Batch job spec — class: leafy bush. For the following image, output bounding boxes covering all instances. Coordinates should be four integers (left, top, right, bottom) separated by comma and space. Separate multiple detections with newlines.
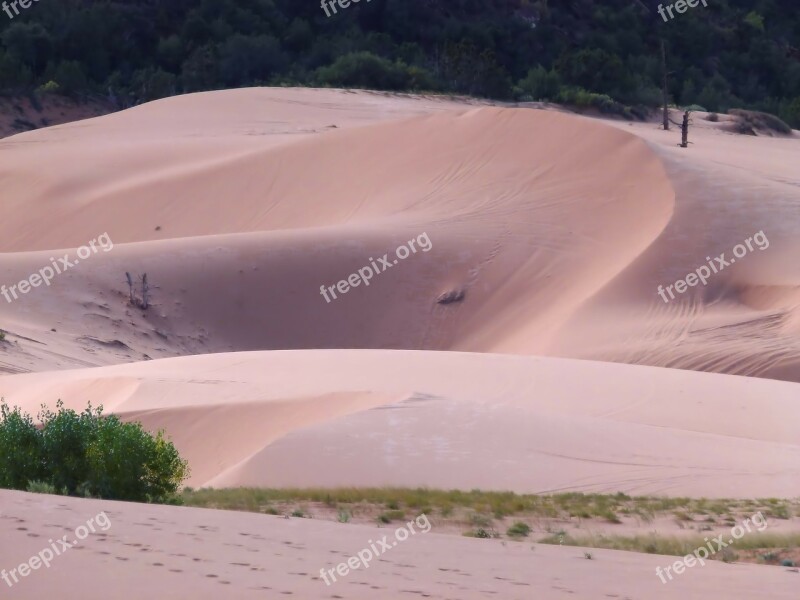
26, 480, 61, 495
507, 521, 532, 538
556, 87, 634, 118
0, 404, 43, 489
729, 108, 792, 135
315, 52, 418, 91
515, 66, 562, 101
0, 400, 188, 503
35, 80, 59, 94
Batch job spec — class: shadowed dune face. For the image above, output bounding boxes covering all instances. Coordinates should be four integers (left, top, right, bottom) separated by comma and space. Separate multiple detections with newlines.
0, 95, 675, 363
1, 88, 799, 380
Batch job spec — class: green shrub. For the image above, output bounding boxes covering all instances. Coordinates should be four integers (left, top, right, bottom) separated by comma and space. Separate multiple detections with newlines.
507, 521, 532, 538
516, 66, 562, 101
556, 87, 633, 118
315, 51, 424, 91
0, 404, 43, 489
465, 528, 493, 538
36, 80, 59, 94
0, 400, 188, 503
26, 480, 61, 495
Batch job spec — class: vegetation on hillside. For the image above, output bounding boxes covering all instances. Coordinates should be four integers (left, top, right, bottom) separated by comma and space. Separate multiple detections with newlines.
0, 0, 798, 126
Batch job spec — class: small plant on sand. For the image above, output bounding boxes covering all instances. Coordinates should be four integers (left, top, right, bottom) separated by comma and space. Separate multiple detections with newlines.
584, 552, 594, 560
465, 528, 495, 539
337, 509, 351, 523
720, 548, 739, 563
291, 508, 306, 518
507, 522, 532, 538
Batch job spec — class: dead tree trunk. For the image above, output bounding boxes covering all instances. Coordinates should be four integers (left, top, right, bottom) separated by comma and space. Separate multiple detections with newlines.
125, 272, 135, 304
125, 272, 151, 310
140, 274, 150, 310
680, 111, 690, 147
661, 40, 670, 131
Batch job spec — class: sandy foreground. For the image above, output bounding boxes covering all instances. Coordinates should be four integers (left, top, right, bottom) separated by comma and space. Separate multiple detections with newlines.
1, 490, 797, 600
0, 87, 799, 598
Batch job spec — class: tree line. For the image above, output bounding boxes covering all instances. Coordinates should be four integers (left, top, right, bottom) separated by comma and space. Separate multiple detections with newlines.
0, 0, 798, 126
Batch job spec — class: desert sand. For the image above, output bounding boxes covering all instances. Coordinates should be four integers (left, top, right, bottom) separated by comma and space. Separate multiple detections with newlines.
1, 490, 798, 600
1, 87, 799, 598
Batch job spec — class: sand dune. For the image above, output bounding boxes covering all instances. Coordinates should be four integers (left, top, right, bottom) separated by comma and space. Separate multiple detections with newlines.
1, 350, 798, 497
1, 87, 799, 598
1, 88, 798, 383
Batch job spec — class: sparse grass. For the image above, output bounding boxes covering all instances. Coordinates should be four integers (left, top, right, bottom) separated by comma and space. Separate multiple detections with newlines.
468, 512, 493, 528
377, 510, 406, 523
180, 487, 800, 528
765, 504, 791, 520
538, 531, 800, 558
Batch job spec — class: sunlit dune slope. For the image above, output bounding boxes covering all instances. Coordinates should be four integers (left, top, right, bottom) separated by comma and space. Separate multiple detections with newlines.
1, 350, 798, 498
